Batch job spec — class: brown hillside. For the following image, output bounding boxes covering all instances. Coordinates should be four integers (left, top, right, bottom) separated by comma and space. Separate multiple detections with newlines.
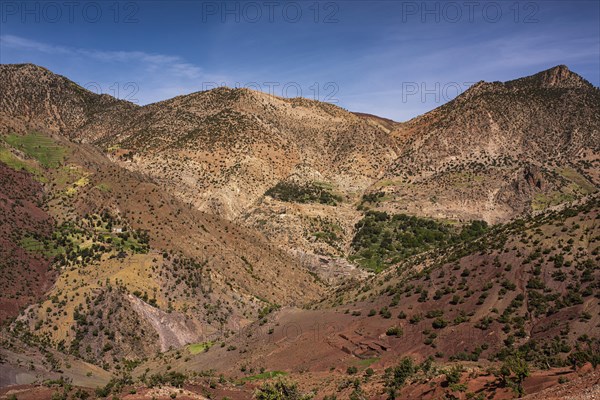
0, 162, 56, 322
369, 65, 599, 223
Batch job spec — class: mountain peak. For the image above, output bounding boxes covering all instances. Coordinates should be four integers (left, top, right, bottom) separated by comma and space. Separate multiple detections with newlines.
453, 65, 595, 104
508, 64, 593, 89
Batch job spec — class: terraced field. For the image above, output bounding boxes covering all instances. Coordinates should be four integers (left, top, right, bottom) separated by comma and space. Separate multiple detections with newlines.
3, 131, 67, 168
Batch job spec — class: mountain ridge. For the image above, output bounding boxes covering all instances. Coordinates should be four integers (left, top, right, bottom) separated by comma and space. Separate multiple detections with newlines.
2, 62, 598, 267
0, 63, 599, 399
370, 64, 600, 223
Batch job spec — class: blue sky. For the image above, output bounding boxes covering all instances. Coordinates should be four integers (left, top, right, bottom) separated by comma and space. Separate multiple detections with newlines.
1, 0, 599, 121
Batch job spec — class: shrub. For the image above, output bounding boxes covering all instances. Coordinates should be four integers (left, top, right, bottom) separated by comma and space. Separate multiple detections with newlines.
254, 380, 312, 400
445, 365, 463, 385
501, 355, 530, 397
147, 372, 186, 388
432, 318, 448, 329
386, 326, 403, 337
379, 307, 392, 319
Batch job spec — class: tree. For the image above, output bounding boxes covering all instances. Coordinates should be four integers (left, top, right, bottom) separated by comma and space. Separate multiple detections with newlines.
254, 380, 313, 400
385, 357, 415, 399
502, 355, 530, 397
445, 365, 463, 385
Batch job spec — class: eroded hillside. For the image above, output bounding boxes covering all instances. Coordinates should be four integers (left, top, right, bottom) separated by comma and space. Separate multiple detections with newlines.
0, 63, 598, 400
132, 198, 598, 399
369, 65, 599, 223
0, 127, 323, 380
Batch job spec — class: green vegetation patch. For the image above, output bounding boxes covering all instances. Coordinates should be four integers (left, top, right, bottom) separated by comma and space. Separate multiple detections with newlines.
20, 235, 65, 258
3, 132, 67, 168
265, 181, 342, 205
560, 167, 597, 194
311, 219, 343, 251
254, 379, 312, 400
188, 341, 213, 355
0, 145, 46, 180
533, 168, 597, 211
26, 213, 151, 268
532, 192, 576, 211
356, 357, 380, 367
95, 182, 112, 192
240, 370, 287, 382
350, 211, 488, 272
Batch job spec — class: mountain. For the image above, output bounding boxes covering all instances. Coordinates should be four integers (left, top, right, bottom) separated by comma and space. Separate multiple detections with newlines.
0, 63, 598, 399
0, 64, 137, 139
90, 86, 400, 220
367, 65, 599, 223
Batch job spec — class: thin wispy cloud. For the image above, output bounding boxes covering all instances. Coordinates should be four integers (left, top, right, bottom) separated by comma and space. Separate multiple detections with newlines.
0, 35, 206, 80
0, 34, 228, 105
1, 0, 598, 122
1, 35, 73, 55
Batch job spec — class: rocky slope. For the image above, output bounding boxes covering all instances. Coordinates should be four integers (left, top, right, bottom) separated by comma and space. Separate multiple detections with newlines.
2, 64, 597, 267
96, 86, 400, 224
0, 64, 137, 139
0, 128, 324, 376
129, 197, 600, 399
369, 65, 599, 223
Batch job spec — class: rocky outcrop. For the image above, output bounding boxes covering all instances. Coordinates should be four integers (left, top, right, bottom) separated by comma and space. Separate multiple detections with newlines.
128, 294, 205, 351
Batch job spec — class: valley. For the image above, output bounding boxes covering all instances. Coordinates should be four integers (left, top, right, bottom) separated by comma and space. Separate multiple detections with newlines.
0, 63, 598, 399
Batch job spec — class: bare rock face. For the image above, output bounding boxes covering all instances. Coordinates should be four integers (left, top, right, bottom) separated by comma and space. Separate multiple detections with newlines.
523, 164, 546, 191
128, 294, 204, 351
